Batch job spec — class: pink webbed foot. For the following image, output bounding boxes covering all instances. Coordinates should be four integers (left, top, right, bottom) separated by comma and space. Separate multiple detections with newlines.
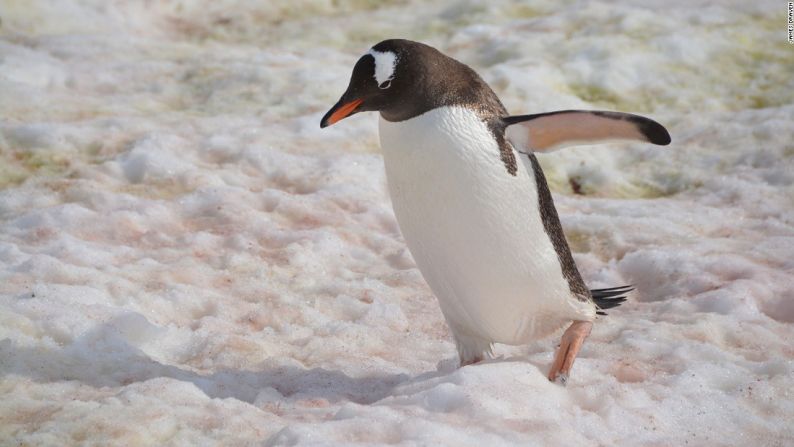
547, 320, 593, 386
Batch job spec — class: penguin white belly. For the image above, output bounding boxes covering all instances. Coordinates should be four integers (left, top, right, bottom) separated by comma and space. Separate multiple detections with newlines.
379, 106, 594, 346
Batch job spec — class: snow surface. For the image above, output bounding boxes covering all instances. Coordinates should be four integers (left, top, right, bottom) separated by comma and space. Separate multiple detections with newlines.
1, 0, 793, 445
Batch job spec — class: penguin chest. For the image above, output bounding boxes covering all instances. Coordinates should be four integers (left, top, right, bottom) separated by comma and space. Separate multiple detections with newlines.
378, 106, 581, 343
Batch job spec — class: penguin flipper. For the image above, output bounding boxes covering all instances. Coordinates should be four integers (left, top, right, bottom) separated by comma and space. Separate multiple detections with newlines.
503, 110, 670, 153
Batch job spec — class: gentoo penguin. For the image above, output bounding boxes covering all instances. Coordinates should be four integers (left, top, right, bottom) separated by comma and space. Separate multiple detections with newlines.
321, 39, 670, 384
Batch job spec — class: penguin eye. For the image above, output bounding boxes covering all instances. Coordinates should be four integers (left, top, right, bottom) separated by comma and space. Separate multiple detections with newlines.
378, 79, 392, 89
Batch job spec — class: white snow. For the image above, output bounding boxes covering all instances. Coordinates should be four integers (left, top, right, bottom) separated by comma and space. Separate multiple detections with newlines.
1, 0, 793, 445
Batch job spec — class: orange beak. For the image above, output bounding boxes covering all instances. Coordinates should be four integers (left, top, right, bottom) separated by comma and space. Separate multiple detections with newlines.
321, 98, 363, 128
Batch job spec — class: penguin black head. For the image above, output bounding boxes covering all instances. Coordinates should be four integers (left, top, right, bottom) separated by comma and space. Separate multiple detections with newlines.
321, 39, 502, 127
321, 39, 411, 128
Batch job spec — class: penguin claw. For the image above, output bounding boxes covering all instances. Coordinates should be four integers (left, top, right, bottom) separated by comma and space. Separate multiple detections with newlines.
552, 373, 568, 387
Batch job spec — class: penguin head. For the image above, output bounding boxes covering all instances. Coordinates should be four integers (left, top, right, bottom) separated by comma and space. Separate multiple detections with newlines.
321, 39, 437, 127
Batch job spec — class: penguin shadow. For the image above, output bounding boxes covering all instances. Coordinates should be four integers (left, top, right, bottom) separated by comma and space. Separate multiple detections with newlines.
0, 316, 448, 406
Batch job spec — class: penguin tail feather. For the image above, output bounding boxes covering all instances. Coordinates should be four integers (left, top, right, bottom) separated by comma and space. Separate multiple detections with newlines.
591, 285, 633, 316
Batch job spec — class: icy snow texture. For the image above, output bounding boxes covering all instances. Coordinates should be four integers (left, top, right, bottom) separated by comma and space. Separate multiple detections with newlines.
1, 0, 793, 445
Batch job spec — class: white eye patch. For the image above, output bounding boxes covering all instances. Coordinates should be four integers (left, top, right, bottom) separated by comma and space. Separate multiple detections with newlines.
366, 49, 397, 88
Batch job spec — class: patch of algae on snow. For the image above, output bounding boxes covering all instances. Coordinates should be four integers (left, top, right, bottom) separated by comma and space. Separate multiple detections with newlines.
537, 157, 676, 199
548, 12, 793, 199
0, 149, 73, 189
568, 12, 794, 113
